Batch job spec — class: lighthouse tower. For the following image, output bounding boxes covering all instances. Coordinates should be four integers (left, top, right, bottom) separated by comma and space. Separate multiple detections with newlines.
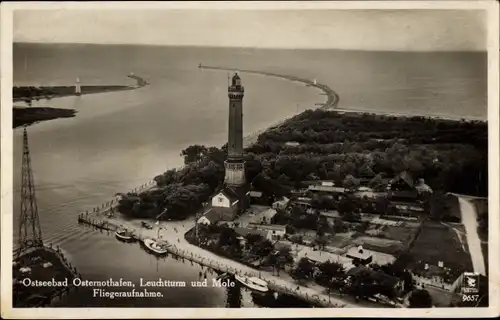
224, 73, 246, 187
75, 77, 81, 96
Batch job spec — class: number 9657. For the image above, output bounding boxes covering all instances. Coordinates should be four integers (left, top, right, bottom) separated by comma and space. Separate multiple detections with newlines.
462, 294, 479, 302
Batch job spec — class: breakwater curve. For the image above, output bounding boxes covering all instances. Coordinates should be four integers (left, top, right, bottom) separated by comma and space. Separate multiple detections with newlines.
199, 65, 340, 110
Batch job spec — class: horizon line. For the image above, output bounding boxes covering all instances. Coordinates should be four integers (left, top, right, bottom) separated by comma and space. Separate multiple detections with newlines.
13, 41, 487, 53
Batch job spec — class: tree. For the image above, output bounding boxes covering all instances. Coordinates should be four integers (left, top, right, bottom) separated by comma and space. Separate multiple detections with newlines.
409, 289, 433, 308
244, 233, 264, 249
343, 174, 360, 191
292, 258, 315, 280
369, 174, 386, 192
285, 224, 297, 234
180, 145, 207, 164
338, 198, 356, 215
315, 236, 328, 251
359, 163, 375, 178
252, 239, 274, 262
318, 261, 345, 279
277, 246, 294, 266
218, 226, 239, 247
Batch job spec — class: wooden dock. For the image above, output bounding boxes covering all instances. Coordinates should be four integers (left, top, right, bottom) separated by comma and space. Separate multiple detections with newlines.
76, 213, 344, 308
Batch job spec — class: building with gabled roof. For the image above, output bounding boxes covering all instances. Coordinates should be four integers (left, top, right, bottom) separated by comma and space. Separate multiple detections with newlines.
211, 186, 248, 221
197, 207, 234, 225
234, 227, 271, 241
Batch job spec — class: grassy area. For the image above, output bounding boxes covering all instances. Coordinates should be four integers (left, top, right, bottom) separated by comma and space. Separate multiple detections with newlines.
352, 236, 404, 256
380, 225, 419, 243
407, 221, 472, 277
326, 233, 352, 248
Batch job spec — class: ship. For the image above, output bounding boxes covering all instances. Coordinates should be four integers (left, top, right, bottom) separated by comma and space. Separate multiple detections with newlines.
142, 238, 169, 255
234, 275, 269, 293
114, 228, 135, 242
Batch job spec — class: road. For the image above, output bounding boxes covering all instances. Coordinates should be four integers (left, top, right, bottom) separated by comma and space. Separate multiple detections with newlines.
457, 197, 486, 275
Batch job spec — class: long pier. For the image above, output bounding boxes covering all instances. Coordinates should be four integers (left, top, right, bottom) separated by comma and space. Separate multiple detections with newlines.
199, 65, 340, 110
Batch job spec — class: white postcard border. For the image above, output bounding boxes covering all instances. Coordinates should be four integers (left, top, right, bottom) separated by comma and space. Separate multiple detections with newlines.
1, 1, 499, 318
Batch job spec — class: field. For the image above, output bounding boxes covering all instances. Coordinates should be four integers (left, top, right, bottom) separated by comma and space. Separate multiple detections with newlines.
406, 221, 472, 276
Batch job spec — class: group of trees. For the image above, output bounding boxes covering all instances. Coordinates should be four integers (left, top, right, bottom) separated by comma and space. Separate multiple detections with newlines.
291, 257, 422, 304
118, 146, 226, 220
247, 109, 487, 198
189, 223, 294, 272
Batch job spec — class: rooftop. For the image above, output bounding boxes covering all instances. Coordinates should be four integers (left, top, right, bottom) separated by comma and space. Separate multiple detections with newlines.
234, 227, 269, 239
308, 185, 347, 193
248, 223, 286, 232
296, 248, 355, 270
346, 245, 373, 260
199, 208, 223, 224
219, 187, 241, 203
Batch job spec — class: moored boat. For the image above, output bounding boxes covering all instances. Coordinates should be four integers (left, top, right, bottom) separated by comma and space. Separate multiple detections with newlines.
234, 275, 269, 293
142, 238, 169, 255
115, 229, 135, 242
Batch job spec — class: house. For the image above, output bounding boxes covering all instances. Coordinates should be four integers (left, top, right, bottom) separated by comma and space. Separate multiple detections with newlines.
387, 171, 419, 201
246, 190, 272, 206
272, 197, 290, 210
197, 207, 233, 225
389, 201, 425, 215
410, 261, 465, 291
307, 184, 347, 200
346, 245, 373, 265
415, 178, 433, 196
211, 187, 243, 220
284, 141, 301, 147
248, 223, 286, 240
289, 198, 313, 211
234, 227, 272, 242
250, 208, 278, 225
295, 248, 355, 271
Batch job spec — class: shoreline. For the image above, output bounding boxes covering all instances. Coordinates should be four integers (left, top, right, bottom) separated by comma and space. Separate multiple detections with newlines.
13, 74, 149, 102
12, 75, 149, 128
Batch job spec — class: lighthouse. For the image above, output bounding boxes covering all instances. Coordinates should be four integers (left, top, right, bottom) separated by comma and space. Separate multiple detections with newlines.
224, 73, 246, 187
75, 77, 81, 96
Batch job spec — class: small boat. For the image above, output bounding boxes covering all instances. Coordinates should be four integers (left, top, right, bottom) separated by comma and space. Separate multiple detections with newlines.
142, 238, 169, 255
141, 221, 153, 229
234, 275, 269, 293
115, 229, 135, 242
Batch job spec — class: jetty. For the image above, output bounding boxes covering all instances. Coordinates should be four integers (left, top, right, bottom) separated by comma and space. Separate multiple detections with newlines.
199, 65, 339, 110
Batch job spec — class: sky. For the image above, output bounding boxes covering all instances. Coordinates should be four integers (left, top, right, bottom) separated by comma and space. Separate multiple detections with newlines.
13, 9, 486, 51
